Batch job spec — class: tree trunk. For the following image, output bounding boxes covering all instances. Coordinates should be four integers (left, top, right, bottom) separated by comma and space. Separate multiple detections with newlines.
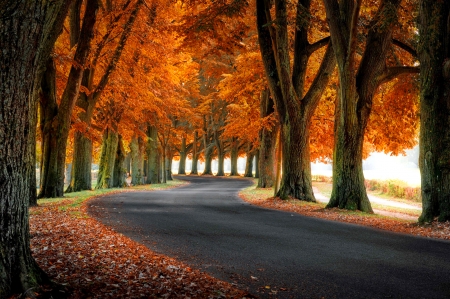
146, 125, 159, 184
244, 146, 254, 178
70, 0, 143, 191
216, 150, 225, 176
38, 0, 98, 198
190, 131, 199, 175
130, 136, 144, 185
254, 150, 260, 178
113, 135, 126, 187
0, 1, 71, 297
418, 1, 450, 223
202, 145, 214, 175
125, 153, 131, 175
38, 58, 62, 198
258, 89, 277, 188
324, 0, 404, 212
178, 137, 187, 174
66, 131, 92, 192
96, 128, 119, 189
166, 149, 173, 181
230, 139, 239, 176
256, 0, 335, 201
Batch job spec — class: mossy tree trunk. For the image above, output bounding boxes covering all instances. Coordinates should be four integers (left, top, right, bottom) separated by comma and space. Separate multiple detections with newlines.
229, 138, 239, 176
113, 135, 126, 187
130, 136, 144, 185
66, 130, 92, 192
215, 134, 225, 177
166, 149, 173, 181
256, 0, 335, 201
244, 145, 254, 178
146, 125, 159, 184
203, 144, 214, 175
96, 128, 119, 189
69, 0, 143, 192
190, 131, 200, 175
418, 1, 450, 223
258, 89, 278, 188
38, 0, 98, 198
178, 137, 187, 175
324, 0, 416, 212
0, 1, 71, 296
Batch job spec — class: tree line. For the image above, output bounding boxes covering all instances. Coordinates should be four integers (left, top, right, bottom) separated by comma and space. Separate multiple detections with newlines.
1, 0, 449, 297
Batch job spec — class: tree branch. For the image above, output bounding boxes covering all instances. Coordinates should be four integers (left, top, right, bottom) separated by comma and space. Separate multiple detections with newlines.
378, 66, 420, 84
392, 39, 417, 58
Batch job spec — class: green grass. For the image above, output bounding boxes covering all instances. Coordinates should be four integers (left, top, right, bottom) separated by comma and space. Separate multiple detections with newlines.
36, 179, 188, 212
242, 179, 420, 220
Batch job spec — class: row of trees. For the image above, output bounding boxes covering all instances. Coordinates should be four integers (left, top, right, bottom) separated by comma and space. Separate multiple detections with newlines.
1, 0, 450, 296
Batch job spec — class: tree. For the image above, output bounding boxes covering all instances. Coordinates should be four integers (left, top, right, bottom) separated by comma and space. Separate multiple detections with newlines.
323, 0, 419, 212
418, 0, 450, 222
67, 0, 144, 192
38, 0, 98, 198
0, 1, 71, 296
257, 0, 336, 200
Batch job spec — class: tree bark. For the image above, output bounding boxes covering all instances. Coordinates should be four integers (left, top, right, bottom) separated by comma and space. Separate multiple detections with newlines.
95, 128, 119, 189
202, 145, 214, 175
244, 144, 254, 178
113, 135, 126, 187
38, 0, 98, 198
131, 136, 144, 185
256, 0, 335, 201
258, 89, 277, 188
190, 131, 200, 175
418, 1, 450, 223
70, 0, 143, 191
324, 0, 405, 212
230, 138, 239, 176
146, 125, 159, 184
178, 137, 187, 174
65, 131, 92, 192
0, 1, 71, 296
166, 149, 173, 181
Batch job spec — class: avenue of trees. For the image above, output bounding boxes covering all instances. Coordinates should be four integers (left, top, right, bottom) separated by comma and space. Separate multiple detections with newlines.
1, 0, 450, 296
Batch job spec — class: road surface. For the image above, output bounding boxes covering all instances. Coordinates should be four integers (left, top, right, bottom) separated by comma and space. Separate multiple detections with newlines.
88, 175, 450, 298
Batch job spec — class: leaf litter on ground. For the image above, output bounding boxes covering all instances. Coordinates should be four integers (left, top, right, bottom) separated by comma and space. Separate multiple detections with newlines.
25, 185, 250, 299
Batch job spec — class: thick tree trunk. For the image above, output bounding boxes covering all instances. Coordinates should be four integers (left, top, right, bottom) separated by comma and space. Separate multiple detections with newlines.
216, 151, 225, 176
202, 145, 214, 175
113, 135, 126, 187
38, 0, 98, 198
324, 0, 403, 213
130, 136, 144, 185
230, 139, 239, 176
166, 149, 173, 181
70, 0, 142, 191
0, 1, 71, 297
146, 125, 159, 184
244, 146, 254, 178
418, 1, 450, 223
190, 132, 199, 175
256, 0, 335, 201
258, 89, 277, 188
38, 58, 62, 198
66, 131, 92, 192
96, 128, 119, 189
178, 137, 187, 174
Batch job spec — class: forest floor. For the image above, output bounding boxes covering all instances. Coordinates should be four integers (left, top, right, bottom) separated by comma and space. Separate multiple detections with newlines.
24, 177, 449, 299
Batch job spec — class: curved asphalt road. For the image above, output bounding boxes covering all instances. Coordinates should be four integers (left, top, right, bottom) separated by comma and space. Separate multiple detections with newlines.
88, 176, 450, 298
